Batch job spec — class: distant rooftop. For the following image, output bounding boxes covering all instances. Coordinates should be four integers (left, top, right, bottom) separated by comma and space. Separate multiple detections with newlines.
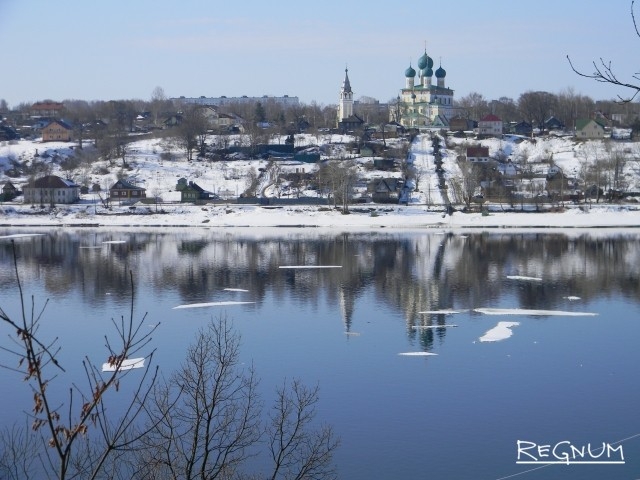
173, 95, 299, 108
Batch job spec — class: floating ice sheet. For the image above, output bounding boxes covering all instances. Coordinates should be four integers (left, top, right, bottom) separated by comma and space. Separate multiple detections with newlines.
474, 308, 597, 317
279, 265, 342, 269
412, 324, 458, 329
418, 309, 467, 315
506, 275, 542, 281
103, 240, 126, 244
398, 351, 438, 356
224, 288, 249, 292
102, 357, 145, 372
479, 321, 520, 342
173, 301, 255, 309
564, 296, 581, 301
0, 233, 44, 239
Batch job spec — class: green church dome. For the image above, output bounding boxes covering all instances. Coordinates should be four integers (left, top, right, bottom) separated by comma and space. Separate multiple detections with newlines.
405, 65, 416, 78
417, 52, 430, 70
435, 66, 446, 78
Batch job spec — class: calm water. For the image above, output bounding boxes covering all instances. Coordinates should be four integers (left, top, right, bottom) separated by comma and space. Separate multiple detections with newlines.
0, 227, 639, 480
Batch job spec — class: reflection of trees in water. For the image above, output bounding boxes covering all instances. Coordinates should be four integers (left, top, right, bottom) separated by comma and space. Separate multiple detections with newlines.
3, 229, 640, 335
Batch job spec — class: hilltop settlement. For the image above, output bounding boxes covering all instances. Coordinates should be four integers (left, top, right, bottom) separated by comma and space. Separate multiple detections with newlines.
2, 48, 640, 228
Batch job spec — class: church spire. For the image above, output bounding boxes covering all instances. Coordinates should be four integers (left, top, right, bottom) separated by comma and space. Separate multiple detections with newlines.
342, 66, 352, 93
337, 65, 354, 125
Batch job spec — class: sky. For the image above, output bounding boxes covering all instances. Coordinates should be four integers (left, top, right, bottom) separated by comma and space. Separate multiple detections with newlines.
1, 0, 638, 108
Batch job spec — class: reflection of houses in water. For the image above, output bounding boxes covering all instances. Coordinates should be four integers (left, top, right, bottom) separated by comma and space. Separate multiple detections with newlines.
5, 231, 640, 346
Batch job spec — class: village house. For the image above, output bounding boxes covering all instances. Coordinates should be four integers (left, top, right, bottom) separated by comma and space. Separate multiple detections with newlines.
42, 119, 73, 142
575, 118, 607, 139
30, 101, 64, 118
176, 179, 218, 203
478, 114, 503, 137
544, 116, 565, 131
2, 181, 18, 201
22, 175, 80, 204
448, 115, 474, 132
466, 146, 490, 163
109, 179, 147, 203
370, 177, 413, 204
509, 121, 533, 136
198, 106, 235, 131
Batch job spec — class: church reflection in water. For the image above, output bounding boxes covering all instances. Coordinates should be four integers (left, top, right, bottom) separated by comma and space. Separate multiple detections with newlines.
2, 228, 639, 352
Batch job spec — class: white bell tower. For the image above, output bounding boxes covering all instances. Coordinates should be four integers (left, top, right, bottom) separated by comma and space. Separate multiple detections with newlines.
338, 67, 353, 122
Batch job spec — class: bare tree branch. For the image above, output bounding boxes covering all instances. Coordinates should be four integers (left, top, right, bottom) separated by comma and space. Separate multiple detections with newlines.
567, 1, 640, 103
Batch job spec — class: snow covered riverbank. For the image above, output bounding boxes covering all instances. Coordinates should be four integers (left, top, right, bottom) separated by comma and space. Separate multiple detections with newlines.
1, 202, 639, 229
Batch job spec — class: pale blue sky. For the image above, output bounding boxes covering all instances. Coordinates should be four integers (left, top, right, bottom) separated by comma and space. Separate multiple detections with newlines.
0, 0, 637, 107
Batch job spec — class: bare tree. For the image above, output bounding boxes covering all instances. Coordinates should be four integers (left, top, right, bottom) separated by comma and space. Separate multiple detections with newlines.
150, 86, 168, 127
139, 316, 261, 479
267, 380, 339, 480
452, 160, 481, 208
518, 91, 557, 132
456, 92, 489, 120
0, 423, 39, 480
0, 242, 159, 480
567, 1, 640, 102
178, 106, 208, 161
321, 158, 358, 213
138, 316, 339, 480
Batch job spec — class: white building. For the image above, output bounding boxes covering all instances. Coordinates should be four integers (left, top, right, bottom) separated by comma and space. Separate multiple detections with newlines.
337, 68, 354, 122
22, 175, 80, 204
392, 47, 457, 129
336, 67, 364, 131
173, 95, 299, 108
478, 114, 503, 136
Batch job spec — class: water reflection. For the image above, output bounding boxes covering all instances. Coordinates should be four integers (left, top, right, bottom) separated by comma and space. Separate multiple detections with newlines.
3, 228, 640, 480
3, 228, 640, 354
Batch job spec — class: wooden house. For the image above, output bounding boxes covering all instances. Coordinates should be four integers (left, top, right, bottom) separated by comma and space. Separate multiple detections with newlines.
42, 119, 73, 142
109, 179, 147, 202
180, 181, 218, 203
2, 181, 18, 201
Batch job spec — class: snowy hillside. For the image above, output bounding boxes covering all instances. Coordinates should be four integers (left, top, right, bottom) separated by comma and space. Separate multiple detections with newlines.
1, 130, 639, 210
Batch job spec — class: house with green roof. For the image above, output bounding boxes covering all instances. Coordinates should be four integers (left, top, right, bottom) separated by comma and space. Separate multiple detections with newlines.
575, 118, 607, 139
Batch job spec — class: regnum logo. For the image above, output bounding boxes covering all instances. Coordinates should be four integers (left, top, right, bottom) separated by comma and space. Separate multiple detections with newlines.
516, 440, 625, 465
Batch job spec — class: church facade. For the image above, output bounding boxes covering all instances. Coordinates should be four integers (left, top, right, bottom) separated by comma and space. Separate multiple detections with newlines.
391, 48, 456, 129
336, 68, 364, 132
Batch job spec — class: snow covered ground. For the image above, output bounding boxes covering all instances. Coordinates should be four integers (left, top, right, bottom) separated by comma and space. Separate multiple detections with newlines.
2, 131, 640, 229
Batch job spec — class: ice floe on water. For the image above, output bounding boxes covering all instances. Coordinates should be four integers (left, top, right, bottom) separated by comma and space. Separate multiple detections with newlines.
398, 352, 438, 356
479, 322, 520, 342
0, 233, 44, 239
474, 308, 597, 316
224, 288, 249, 292
418, 309, 467, 315
103, 240, 127, 244
563, 296, 581, 301
173, 301, 255, 309
412, 324, 458, 329
278, 265, 342, 269
506, 275, 542, 282
102, 357, 145, 372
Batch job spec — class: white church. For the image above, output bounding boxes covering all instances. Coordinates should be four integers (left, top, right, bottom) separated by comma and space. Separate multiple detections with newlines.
336, 68, 364, 132
391, 47, 456, 129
